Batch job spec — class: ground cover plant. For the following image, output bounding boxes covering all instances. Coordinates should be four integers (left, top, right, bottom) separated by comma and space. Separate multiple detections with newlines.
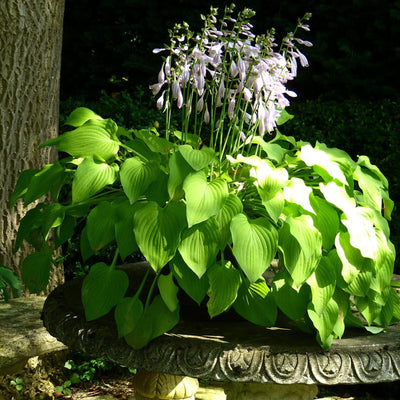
12, 5, 398, 350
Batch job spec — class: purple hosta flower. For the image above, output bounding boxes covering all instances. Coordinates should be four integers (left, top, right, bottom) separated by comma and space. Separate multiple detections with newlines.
172, 80, 184, 108
156, 91, 166, 110
150, 82, 165, 96
204, 103, 210, 124
196, 95, 204, 112
293, 49, 309, 67
228, 98, 236, 119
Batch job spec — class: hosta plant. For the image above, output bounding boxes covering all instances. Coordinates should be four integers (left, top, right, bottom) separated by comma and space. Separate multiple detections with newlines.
11, 5, 398, 350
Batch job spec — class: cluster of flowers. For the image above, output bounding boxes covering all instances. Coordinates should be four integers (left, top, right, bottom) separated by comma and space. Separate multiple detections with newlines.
150, 5, 312, 139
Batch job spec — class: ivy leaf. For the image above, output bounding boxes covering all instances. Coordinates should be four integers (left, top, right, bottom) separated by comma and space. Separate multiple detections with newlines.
114, 297, 143, 338
72, 157, 119, 203
206, 262, 241, 318
278, 215, 322, 287
64, 107, 102, 127
134, 201, 186, 272
183, 170, 228, 227
120, 157, 159, 204
170, 254, 209, 305
21, 250, 52, 294
178, 145, 215, 171
231, 214, 278, 283
158, 272, 179, 312
86, 201, 116, 252
82, 262, 129, 321
42, 119, 120, 160
178, 218, 220, 278
234, 277, 277, 326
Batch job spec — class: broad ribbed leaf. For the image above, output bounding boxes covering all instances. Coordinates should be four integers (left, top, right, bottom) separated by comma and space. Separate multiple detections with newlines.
308, 297, 339, 349
172, 131, 201, 148
214, 194, 243, 249
82, 262, 129, 321
72, 157, 119, 203
259, 189, 285, 223
310, 195, 339, 250
272, 273, 310, 321
120, 157, 159, 204
42, 119, 119, 160
357, 155, 388, 188
278, 215, 322, 287
65, 107, 102, 127
134, 129, 173, 153
178, 218, 220, 278
283, 178, 314, 214
170, 254, 209, 305
307, 257, 336, 316
86, 201, 116, 252
319, 182, 356, 214
158, 273, 179, 312
178, 145, 215, 171
168, 151, 194, 200
251, 160, 288, 192
252, 136, 286, 163
114, 297, 143, 338
234, 278, 277, 326
134, 201, 186, 272
341, 207, 379, 260
9, 169, 39, 209
21, 250, 52, 294
354, 165, 384, 212
183, 170, 228, 227
231, 214, 278, 283
207, 262, 241, 318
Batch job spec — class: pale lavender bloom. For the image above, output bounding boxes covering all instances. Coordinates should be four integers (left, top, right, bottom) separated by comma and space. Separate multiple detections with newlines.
295, 38, 313, 47
295, 50, 309, 67
230, 59, 239, 77
172, 80, 184, 108
153, 48, 166, 54
158, 65, 165, 83
156, 91, 166, 109
150, 82, 164, 96
204, 104, 210, 124
228, 98, 236, 119
165, 56, 171, 75
196, 95, 204, 112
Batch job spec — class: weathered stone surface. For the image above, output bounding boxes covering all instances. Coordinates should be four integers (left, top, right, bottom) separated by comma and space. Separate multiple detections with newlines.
42, 275, 400, 386
0, 296, 67, 374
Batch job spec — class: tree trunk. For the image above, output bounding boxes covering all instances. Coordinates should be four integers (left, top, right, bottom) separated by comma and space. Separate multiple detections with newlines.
0, 0, 65, 294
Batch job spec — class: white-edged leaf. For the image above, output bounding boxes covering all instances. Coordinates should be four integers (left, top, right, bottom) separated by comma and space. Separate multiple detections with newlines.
183, 170, 228, 227
178, 218, 220, 278
82, 262, 129, 321
134, 201, 186, 272
72, 157, 119, 203
319, 181, 356, 215
231, 214, 278, 283
283, 178, 314, 214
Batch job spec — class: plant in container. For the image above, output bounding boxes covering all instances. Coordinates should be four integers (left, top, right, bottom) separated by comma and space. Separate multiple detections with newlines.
11, 5, 398, 350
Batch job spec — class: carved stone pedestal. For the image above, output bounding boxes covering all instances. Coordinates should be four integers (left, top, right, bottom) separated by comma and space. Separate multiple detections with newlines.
41, 275, 400, 400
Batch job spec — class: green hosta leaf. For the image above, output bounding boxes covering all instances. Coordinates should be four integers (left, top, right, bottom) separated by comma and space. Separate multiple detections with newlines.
124, 295, 179, 349
354, 165, 384, 212
214, 194, 243, 249
300, 143, 355, 186
80, 226, 94, 261
278, 215, 322, 287
250, 159, 288, 192
345, 267, 373, 297
319, 182, 356, 214
0, 265, 23, 298
9, 169, 39, 209
310, 195, 339, 250
21, 250, 53, 294
114, 297, 143, 338
86, 201, 116, 252
170, 254, 209, 305
54, 215, 77, 249
23, 163, 65, 206
145, 170, 169, 206
114, 200, 139, 260
308, 297, 339, 349
14, 207, 44, 252
40, 203, 65, 239
307, 257, 336, 316
354, 296, 382, 326
207, 262, 241, 318
276, 109, 294, 125
178, 145, 215, 171
134, 129, 173, 153
72, 157, 119, 203
134, 201, 186, 272
120, 157, 159, 204
82, 262, 129, 321
124, 138, 161, 162
42, 119, 120, 160
335, 231, 371, 284
178, 218, 220, 278
271, 272, 310, 321
183, 170, 228, 227
65, 107, 102, 127
283, 178, 314, 214
357, 155, 388, 189
259, 189, 285, 223
231, 214, 278, 283
234, 278, 277, 326
168, 151, 194, 201
341, 207, 379, 260
158, 272, 179, 312
252, 136, 286, 163
172, 130, 201, 148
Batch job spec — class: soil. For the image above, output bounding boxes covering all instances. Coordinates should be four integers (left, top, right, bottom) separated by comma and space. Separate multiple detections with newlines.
1, 352, 400, 400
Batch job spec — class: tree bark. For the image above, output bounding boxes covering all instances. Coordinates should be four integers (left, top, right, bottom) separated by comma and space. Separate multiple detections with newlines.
0, 0, 65, 294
